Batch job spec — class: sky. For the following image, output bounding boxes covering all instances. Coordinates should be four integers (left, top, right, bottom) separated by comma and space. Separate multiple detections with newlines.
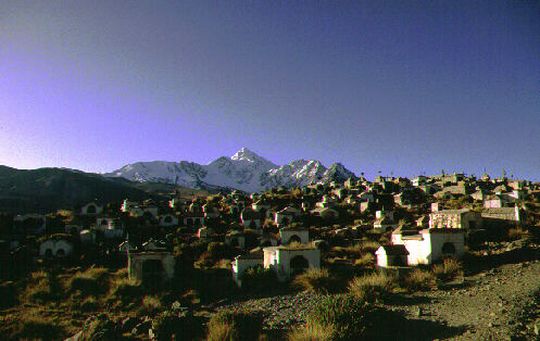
0, 1, 539, 180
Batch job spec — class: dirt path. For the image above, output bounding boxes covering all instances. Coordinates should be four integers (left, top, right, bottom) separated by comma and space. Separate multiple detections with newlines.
392, 254, 540, 340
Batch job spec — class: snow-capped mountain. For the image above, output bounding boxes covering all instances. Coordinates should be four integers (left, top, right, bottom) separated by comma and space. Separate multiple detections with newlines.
105, 148, 357, 192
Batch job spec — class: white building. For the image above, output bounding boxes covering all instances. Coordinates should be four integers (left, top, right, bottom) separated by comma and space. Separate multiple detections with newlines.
263, 245, 321, 281
429, 209, 482, 230
375, 245, 409, 267
231, 244, 321, 286
39, 236, 74, 258
380, 228, 465, 266
274, 206, 301, 227
279, 227, 309, 245
231, 252, 264, 287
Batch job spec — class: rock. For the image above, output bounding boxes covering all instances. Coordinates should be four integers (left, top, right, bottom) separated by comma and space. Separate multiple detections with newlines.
132, 320, 152, 335
121, 317, 139, 333
64, 331, 82, 341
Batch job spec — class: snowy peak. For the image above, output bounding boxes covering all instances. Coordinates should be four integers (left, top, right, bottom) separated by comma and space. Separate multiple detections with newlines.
106, 149, 358, 193
230, 147, 276, 167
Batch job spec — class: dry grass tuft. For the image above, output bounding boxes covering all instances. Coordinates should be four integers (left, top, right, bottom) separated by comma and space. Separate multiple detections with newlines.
288, 323, 334, 341
68, 267, 108, 296
432, 258, 462, 282
10, 312, 64, 340
404, 268, 437, 291
354, 253, 375, 268
348, 271, 397, 302
139, 295, 162, 316
207, 309, 263, 341
293, 268, 334, 293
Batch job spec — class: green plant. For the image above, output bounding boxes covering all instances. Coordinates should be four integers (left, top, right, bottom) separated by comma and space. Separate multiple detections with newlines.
207, 309, 264, 341
348, 271, 396, 302
303, 294, 372, 340
293, 268, 334, 293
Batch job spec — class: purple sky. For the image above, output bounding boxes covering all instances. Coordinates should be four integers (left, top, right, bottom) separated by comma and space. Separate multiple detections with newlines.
1, 1, 539, 180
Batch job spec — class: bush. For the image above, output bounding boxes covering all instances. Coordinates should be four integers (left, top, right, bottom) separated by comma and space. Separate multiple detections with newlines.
241, 266, 278, 292
359, 240, 380, 254
108, 278, 142, 305
507, 227, 528, 241
10, 314, 64, 340
293, 268, 334, 293
288, 323, 334, 341
79, 297, 99, 312
348, 272, 396, 302
302, 294, 372, 340
404, 268, 436, 291
79, 314, 119, 340
69, 268, 108, 296
354, 253, 374, 268
139, 295, 162, 316
24, 271, 59, 303
207, 242, 232, 260
207, 309, 264, 341
432, 258, 462, 282
152, 311, 200, 340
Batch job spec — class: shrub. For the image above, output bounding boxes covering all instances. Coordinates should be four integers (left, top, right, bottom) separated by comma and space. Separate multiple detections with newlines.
207, 242, 232, 260
207, 309, 264, 341
303, 294, 372, 340
69, 268, 108, 296
24, 271, 59, 303
404, 268, 436, 291
139, 295, 162, 316
108, 278, 142, 305
10, 314, 64, 340
152, 311, 200, 340
354, 253, 374, 268
348, 272, 396, 302
79, 297, 99, 312
432, 258, 462, 282
241, 266, 278, 292
507, 227, 528, 241
79, 314, 118, 340
293, 268, 334, 293
359, 241, 380, 254
288, 323, 334, 341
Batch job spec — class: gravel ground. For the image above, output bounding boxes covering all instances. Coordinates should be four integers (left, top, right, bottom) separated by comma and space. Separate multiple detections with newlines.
220, 242, 540, 340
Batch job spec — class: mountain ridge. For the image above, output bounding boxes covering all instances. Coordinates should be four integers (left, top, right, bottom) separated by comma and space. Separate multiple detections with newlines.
105, 147, 358, 192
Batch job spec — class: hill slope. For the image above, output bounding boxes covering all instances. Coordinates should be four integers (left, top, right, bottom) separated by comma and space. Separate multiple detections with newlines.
0, 166, 165, 213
